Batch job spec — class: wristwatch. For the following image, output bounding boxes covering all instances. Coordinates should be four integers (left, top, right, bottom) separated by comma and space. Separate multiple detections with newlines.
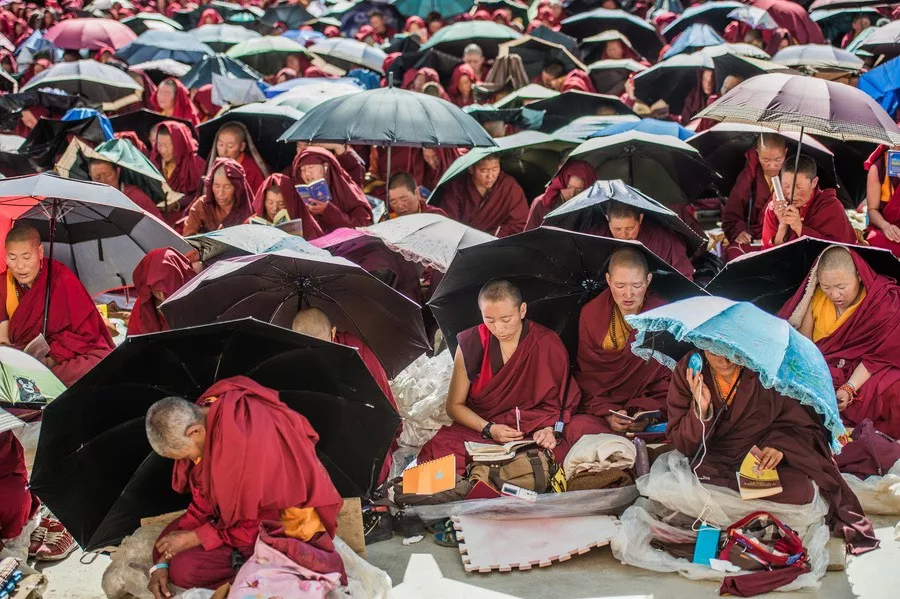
481, 422, 494, 440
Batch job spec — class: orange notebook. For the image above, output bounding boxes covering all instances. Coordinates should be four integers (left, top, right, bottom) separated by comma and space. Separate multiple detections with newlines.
402, 454, 456, 495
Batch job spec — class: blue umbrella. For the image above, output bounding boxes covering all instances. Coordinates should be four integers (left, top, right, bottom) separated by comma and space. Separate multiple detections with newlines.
179, 53, 263, 90
859, 56, 900, 119
589, 119, 694, 141
347, 68, 381, 90
626, 296, 845, 450
391, 0, 471, 19
281, 29, 325, 45
186, 224, 330, 264
116, 30, 214, 65
62, 108, 114, 141
263, 76, 364, 99
662, 23, 726, 60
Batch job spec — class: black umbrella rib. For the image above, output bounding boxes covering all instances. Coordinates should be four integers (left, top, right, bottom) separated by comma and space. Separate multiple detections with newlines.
35, 415, 149, 469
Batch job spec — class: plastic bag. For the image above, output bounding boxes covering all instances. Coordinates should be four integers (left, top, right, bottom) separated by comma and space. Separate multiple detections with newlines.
842, 460, 900, 515
326, 537, 392, 599
406, 487, 639, 521
611, 451, 830, 592
389, 350, 454, 451
101, 522, 170, 599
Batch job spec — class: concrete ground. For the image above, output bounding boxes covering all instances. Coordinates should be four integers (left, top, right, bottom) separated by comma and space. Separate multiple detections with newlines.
36, 515, 897, 599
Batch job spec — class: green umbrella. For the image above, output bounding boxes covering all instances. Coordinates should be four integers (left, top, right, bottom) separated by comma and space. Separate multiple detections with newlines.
419, 20, 521, 58
0, 347, 66, 408
226, 36, 311, 75
429, 131, 581, 205
493, 82, 559, 108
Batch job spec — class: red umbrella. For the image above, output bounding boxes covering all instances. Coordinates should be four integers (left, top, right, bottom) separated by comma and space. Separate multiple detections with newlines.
44, 18, 137, 51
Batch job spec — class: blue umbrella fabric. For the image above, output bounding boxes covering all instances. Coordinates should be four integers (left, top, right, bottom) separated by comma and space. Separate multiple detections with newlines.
264, 76, 364, 98
590, 118, 694, 141
859, 56, 900, 118
625, 296, 845, 450
391, 0, 471, 18
116, 30, 214, 65
282, 29, 326, 46
279, 86, 497, 148
179, 53, 262, 90
662, 23, 726, 60
62, 108, 114, 141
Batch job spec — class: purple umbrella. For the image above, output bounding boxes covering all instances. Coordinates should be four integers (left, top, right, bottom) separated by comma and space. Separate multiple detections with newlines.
44, 18, 136, 51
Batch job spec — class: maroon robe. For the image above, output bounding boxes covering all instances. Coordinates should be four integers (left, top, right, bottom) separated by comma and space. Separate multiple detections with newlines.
778, 250, 900, 438
566, 290, 670, 442
680, 72, 712, 124
593, 219, 694, 280
336, 149, 367, 189
238, 152, 266, 196
155, 377, 345, 589
292, 147, 373, 233
183, 158, 255, 236
441, 171, 529, 237
0, 259, 114, 387
251, 173, 324, 242
721, 148, 770, 262
667, 355, 879, 554
761, 187, 856, 247
560, 70, 597, 94
867, 196, 900, 257
127, 248, 196, 336
417, 321, 580, 475
122, 184, 164, 221
0, 431, 39, 541
525, 161, 597, 231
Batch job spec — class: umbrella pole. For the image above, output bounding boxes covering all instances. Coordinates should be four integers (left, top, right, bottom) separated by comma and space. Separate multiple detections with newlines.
41, 200, 57, 338
386, 145, 392, 189
788, 127, 804, 206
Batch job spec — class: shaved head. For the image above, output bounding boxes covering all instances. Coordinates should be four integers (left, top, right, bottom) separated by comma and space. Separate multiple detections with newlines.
608, 246, 649, 276
478, 279, 523, 307
757, 133, 786, 153
605, 200, 642, 221
818, 246, 857, 275
292, 307, 333, 342
145, 396, 205, 459
5, 223, 41, 248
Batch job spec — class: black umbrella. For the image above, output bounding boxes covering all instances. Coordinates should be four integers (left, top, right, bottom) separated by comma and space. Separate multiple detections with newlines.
526, 90, 634, 132
0, 90, 88, 134
29, 318, 400, 551
815, 137, 877, 208
705, 237, 900, 314
194, 23, 261, 52
560, 8, 664, 60
633, 52, 708, 117
19, 115, 110, 172
198, 103, 304, 173
160, 250, 430, 378
262, 4, 315, 29
108, 109, 196, 151
128, 59, 192, 84
500, 35, 587, 81
20, 60, 142, 104
587, 58, 647, 95
528, 24, 579, 53
0, 136, 33, 178
544, 179, 706, 255
661, 1, 744, 41
180, 53, 263, 90
580, 30, 645, 64
384, 47, 461, 88
859, 20, 900, 58
567, 131, 720, 204
428, 227, 705, 357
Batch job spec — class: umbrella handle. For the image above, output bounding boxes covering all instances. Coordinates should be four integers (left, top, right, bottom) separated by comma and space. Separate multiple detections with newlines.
787, 127, 804, 206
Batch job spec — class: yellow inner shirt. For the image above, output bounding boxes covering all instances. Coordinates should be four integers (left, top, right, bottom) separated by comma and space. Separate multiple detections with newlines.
601, 304, 631, 351
811, 287, 867, 342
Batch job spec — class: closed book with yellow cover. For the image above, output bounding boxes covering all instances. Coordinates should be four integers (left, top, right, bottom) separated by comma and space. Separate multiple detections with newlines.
737, 446, 782, 500
402, 454, 456, 495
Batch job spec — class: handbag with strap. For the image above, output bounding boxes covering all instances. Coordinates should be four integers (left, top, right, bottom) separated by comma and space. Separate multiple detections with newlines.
468, 446, 555, 493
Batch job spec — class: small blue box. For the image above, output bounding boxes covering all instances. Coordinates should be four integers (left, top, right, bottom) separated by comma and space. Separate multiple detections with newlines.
692, 524, 721, 566
888, 150, 900, 178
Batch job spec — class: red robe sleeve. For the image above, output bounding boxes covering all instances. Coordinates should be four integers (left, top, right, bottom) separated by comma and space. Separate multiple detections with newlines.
337, 150, 366, 189
665, 358, 707, 459
722, 166, 755, 242
123, 184, 164, 221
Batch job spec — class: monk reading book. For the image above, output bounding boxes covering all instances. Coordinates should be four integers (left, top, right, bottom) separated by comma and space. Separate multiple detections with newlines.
0, 224, 114, 386
566, 248, 671, 443
761, 155, 856, 248
440, 156, 529, 237
668, 350, 879, 554
145, 377, 345, 597
778, 246, 900, 438
417, 280, 580, 475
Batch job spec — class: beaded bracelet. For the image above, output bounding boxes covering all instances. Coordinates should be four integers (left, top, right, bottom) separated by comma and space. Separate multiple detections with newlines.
838, 383, 857, 402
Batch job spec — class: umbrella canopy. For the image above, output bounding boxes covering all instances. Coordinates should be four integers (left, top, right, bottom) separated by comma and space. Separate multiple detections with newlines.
810, 8, 881, 45
279, 86, 497, 148
591, 118, 695, 141
44, 18, 137, 51
281, 29, 326, 46
429, 227, 705, 356
325, 0, 404, 38
0, 173, 190, 295
0, 90, 87, 134
0, 347, 65, 409
587, 58, 647, 95
20, 60, 142, 105
726, 5, 779, 31
473, 0, 530, 23
391, 0, 471, 18
561, 9, 663, 60
364, 213, 496, 272
567, 131, 719, 203
527, 90, 635, 132
186, 224, 330, 264
772, 43, 864, 74
308, 38, 387, 74
580, 30, 645, 65
859, 56, 900, 120
553, 115, 641, 140
633, 51, 709, 116
544, 179, 705, 255
859, 20, 900, 58
121, 14, 183, 36
107, 110, 196, 152
179, 53, 263, 90
500, 35, 587, 81
268, 80, 363, 111
194, 23, 262, 53
464, 104, 545, 131
226, 36, 312, 76
663, 1, 745, 41
492, 82, 559, 108
705, 237, 900, 315
161, 251, 429, 378
625, 296, 845, 450
661, 24, 726, 60
17, 115, 110, 172
708, 51, 794, 95
696, 73, 900, 146
419, 21, 521, 59
198, 103, 305, 172
129, 59, 192, 84
687, 122, 838, 195
809, 0, 883, 9
262, 4, 316, 29
845, 26, 878, 58
429, 131, 580, 204
117, 30, 215, 65
29, 318, 400, 550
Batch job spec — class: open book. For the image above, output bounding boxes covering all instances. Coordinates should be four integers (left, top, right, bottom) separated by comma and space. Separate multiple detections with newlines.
464, 440, 536, 463
248, 209, 305, 236
608, 409, 661, 423
296, 179, 331, 205
737, 446, 783, 500
24, 334, 50, 361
